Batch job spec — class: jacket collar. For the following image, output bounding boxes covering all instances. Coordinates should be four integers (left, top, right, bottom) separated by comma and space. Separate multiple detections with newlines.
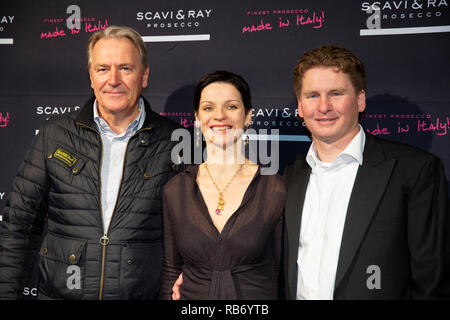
75, 95, 156, 131
333, 133, 396, 293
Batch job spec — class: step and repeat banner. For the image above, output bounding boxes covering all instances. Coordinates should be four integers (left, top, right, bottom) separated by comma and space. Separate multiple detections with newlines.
0, 0, 449, 298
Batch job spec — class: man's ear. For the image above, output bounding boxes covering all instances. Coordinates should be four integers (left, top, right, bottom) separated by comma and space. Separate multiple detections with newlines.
89, 70, 94, 89
142, 66, 150, 88
297, 98, 304, 118
357, 90, 366, 113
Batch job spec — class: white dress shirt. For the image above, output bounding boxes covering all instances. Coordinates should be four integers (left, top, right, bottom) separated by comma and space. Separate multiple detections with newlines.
93, 98, 146, 232
297, 126, 366, 300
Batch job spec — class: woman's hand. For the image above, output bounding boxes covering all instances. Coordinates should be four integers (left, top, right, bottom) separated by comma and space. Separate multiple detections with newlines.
172, 273, 183, 300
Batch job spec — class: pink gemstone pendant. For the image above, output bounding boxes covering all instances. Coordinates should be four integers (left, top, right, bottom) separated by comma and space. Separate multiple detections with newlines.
215, 208, 222, 215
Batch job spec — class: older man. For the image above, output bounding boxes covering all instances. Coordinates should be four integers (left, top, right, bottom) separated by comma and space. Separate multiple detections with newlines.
0, 26, 180, 299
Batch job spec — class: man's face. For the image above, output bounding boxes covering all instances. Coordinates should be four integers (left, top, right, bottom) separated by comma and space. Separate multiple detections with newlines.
297, 66, 365, 147
89, 37, 149, 119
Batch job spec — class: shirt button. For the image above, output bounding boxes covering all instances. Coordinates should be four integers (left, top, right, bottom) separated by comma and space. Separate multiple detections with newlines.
144, 173, 150, 179
47, 153, 53, 159
69, 254, 76, 262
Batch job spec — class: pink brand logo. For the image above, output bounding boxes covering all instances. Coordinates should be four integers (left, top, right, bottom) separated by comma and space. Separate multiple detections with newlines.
242, 10, 325, 34
40, 19, 109, 39
0, 112, 10, 127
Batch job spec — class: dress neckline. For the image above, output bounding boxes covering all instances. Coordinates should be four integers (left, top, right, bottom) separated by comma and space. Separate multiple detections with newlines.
186, 164, 260, 237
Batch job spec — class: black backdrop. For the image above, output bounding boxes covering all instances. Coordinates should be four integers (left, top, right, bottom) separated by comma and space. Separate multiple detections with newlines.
0, 0, 449, 299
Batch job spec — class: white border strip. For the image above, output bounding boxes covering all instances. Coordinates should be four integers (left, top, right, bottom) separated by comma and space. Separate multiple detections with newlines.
142, 34, 210, 42
248, 134, 311, 142
0, 38, 14, 45
360, 25, 450, 36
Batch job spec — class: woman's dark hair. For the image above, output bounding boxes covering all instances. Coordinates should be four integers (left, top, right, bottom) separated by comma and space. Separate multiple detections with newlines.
193, 70, 252, 114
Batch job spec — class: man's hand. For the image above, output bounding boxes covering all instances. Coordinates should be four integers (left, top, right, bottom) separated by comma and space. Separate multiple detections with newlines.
172, 273, 183, 300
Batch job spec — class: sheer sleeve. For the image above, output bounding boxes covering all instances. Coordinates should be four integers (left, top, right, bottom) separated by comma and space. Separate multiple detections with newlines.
159, 179, 183, 300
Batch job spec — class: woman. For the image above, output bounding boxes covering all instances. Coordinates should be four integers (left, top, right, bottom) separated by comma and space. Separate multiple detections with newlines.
160, 70, 287, 300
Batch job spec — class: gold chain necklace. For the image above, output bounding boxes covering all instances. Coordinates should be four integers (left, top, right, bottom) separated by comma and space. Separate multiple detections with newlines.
204, 163, 244, 215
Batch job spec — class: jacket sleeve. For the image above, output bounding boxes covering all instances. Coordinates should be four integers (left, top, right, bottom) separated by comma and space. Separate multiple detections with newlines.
408, 156, 450, 299
0, 125, 49, 299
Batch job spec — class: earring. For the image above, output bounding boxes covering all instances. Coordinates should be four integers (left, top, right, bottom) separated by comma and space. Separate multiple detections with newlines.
195, 120, 201, 147
243, 126, 249, 146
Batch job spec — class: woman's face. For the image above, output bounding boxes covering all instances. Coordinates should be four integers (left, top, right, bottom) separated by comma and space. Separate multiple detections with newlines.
195, 81, 251, 148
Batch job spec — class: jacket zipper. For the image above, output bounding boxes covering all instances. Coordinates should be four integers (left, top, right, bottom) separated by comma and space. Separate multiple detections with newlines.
77, 122, 152, 300
77, 122, 107, 299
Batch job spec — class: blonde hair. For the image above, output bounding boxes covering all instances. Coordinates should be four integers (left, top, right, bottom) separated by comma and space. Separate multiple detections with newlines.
293, 45, 366, 97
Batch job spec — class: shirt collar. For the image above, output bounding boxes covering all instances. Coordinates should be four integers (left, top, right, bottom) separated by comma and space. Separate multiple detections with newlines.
306, 124, 366, 169
93, 98, 146, 137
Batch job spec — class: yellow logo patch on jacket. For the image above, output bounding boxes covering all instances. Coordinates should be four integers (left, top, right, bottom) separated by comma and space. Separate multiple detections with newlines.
54, 148, 77, 167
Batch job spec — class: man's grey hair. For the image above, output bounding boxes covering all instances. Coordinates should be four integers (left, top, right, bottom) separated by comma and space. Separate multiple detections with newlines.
86, 25, 148, 71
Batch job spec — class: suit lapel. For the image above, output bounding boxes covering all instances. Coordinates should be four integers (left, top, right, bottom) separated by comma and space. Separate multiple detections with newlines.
334, 134, 396, 291
284, 157, 311, 299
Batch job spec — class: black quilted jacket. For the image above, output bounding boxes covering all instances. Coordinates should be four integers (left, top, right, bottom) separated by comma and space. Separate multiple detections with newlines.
0, 96, 181, 299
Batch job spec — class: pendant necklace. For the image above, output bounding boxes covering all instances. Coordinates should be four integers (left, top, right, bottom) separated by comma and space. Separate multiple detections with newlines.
204, 163, 244, 215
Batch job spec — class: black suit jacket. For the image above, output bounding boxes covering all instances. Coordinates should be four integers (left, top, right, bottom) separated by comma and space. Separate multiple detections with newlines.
283, 133, 450, 299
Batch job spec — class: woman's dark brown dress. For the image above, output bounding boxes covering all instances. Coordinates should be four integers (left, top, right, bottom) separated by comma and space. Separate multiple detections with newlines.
160, 165, 287, 300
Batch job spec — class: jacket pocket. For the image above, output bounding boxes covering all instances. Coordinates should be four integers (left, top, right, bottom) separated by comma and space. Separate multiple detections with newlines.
120, 241, 163, 299
46, 143, 87, 180
38, 232, 87, 299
